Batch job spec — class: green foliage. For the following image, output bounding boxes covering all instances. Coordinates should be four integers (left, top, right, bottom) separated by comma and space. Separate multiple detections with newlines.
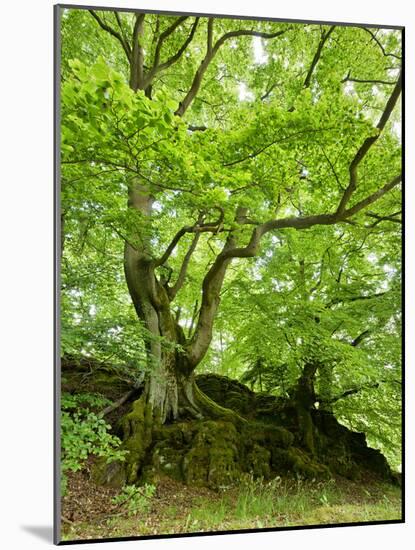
111, 484, 156, 516
61, 392, 127, 494
59, 8, 402, 473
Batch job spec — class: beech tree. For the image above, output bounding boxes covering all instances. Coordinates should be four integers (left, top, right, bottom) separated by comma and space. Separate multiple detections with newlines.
60, 8, 402, 429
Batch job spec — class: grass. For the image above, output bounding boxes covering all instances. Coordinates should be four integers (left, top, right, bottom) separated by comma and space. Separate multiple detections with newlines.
61, 474, 402, 541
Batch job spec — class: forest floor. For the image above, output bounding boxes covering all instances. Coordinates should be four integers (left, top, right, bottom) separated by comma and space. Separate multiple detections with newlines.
61, 460, 402, 542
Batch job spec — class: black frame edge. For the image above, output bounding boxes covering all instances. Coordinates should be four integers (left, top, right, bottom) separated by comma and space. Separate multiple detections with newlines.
55, 3, 404, 30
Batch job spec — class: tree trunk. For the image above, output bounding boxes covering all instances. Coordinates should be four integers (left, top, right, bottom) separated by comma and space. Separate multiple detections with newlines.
318, 363, 334, 412
122, 182, 208, 422
293, 363, 319, 454
122, 180, 241, 424
124, 237, 239, 424
124, 239, 196, 422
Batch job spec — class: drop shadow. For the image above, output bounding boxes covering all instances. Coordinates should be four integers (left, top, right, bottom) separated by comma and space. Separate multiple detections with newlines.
21, 525, 54, 543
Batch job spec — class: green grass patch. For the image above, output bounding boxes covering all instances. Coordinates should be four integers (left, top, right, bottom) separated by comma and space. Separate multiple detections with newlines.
62, 475, 402, 541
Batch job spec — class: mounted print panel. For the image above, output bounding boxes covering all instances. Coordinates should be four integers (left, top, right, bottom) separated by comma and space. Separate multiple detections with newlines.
54, 4, 403, 544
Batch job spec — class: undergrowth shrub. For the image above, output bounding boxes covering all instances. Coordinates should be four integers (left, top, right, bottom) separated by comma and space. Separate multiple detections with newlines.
111, 484, 157, 516
61, 392, 128, 495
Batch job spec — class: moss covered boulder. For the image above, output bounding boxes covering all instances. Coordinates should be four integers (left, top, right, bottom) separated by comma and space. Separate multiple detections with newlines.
182, 421, 240, 489
90, 371, 394, 490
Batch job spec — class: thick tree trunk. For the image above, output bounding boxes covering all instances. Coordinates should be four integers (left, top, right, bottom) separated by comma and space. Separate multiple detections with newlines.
122, 182, 204, 422
122, 179, 240, 424
124, 240, 236, 423
124, 239, 194, 422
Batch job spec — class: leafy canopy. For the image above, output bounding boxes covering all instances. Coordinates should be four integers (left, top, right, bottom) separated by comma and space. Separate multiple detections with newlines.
60, 9, 401, 467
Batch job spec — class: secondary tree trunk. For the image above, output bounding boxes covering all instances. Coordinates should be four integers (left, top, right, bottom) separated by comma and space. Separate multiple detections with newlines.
292, 362, 319, 454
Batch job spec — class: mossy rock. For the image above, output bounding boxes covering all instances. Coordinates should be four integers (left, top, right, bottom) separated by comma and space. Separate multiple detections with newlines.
90, 370, 394, 490
149, 441, 186, 481
182, 420, 241, 489
246, 444, 272, 479
196, 374, 256, 418
146, 421, 198, 482
92, 397, 154, 487
61, 355, 135, 401
271, 447, 331, 479
326, 456, 359, 480
242, 422, 294, 449
313, 410, 393, 481
349, 439, 392, 480
153, 421, 196, 447
91, 458, 127, 489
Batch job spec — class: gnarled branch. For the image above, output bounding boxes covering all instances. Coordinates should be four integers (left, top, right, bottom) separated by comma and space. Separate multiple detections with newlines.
186, 172, 400, 368
154, 208, 224, 267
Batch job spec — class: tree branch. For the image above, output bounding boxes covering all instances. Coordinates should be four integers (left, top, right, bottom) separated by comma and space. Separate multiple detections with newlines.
130, 14, 146, 91
154, 208, 224, 267
365, 211, 402, 225
144, 17, 199, 89
261, 81, 280, 101
261, 26, 334, 102
336, 72, 402, 215
176, 27, 288, 117
188, 124, 208, 132
113, 11, 131, 56
341, 174, 401, 218
198, 173, 401, 288
327, 291, 388, 308
187, 232, 236, 367
168, 232, 201, 300
152, 16, 189, 69
360, 27, 402, 60
207, 18, 214, 52
89, 10, 131, 61
321, 381, 381, 405
223, 126, 336, 167
319, 143, 343, 190
99, 388, 139, 417
181, 173, 400, 366
351, 329, 371, 347
342, 72, 397, 86
303, 26, 335, 88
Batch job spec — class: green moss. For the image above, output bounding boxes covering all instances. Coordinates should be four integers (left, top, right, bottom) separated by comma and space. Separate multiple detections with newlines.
149, 442, 186, 481
193, 383, 247, 426
182, 421, 241, 489
246, 444, 271, 479
90, 373, 394, 490
153, 421, 196, 447
195, 374, 255, 418
91, 458, 127, 488
272, 447, 331, 479
119, 397, 154, 484
242, 422, 294, 449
